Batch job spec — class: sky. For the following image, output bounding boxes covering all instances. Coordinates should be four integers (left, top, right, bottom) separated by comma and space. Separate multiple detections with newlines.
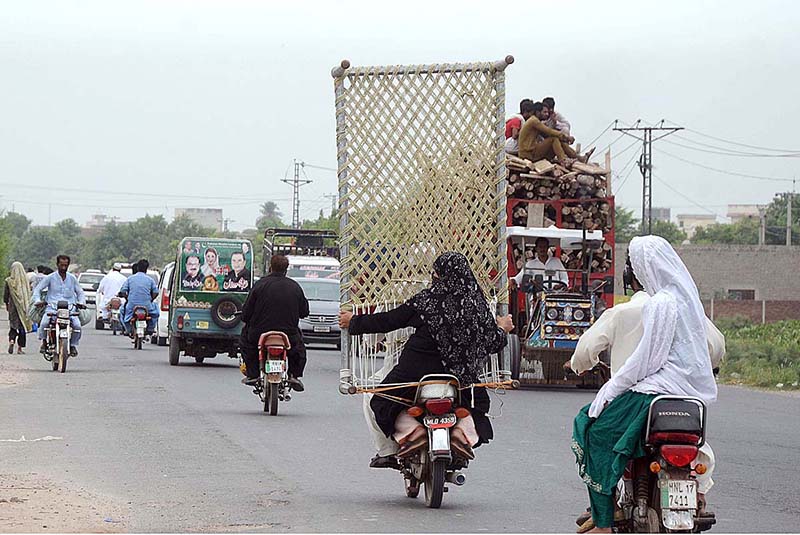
1, 0, 799, 231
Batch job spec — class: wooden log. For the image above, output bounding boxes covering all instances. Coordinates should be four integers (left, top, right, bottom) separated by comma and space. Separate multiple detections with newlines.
572, 162, 609, 175
533, 159, 556, 174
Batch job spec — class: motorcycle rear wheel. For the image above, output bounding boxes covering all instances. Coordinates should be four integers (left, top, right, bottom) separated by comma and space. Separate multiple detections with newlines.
134, 336, 142, 350
424, 458, 446, 508
266, 382, 279, 415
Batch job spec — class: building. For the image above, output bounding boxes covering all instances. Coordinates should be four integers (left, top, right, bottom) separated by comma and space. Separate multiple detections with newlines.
82, 214, 123, 237
676, 214, 717, 240
644, 207, 671, 223
174, 208, 223, 232
727, 204, 761, 223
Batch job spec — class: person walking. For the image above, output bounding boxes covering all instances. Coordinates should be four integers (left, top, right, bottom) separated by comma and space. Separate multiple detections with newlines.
4, 262, 33, 354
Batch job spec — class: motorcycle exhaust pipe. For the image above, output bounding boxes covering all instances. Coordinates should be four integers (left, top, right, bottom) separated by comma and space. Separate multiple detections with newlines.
446, 472, 466, 486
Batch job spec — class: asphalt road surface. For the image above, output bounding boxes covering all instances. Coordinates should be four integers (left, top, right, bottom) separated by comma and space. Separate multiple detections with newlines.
1, 321, 798, 532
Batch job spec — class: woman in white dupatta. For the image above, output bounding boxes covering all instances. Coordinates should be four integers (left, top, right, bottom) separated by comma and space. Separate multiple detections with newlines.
571, 235, 717, 532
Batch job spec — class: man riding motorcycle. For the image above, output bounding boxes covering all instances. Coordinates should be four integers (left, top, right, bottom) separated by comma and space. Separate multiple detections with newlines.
240, 254, 309, 392
569, 237, 720, 533
32, 255, 86, 356
118, 259, 159, 336
569, 253, 725, 531
97, 263, 127, 323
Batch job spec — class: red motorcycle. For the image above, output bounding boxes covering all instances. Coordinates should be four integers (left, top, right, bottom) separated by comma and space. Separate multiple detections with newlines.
130, 305, 151, 350
253, 331, 291, 415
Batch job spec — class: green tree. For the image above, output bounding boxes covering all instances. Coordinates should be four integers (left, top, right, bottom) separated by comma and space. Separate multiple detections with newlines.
0, 218, 11, 299
0, 211, 32, 239
167, 215, 215, 260
650, 219, 688, 245
301, 209, 338, 232
13, 227, 64, 268
692, 218, 759, 245
256, 202, 284, 230
614, 206, 640, 244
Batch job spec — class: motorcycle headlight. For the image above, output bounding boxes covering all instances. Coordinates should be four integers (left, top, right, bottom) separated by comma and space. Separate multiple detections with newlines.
546, 308, 559, 320
573, 309, 585, 321
57, 309, 69, 319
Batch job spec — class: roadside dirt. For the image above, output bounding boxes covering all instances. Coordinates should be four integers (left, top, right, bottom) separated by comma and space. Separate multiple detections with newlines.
0, 473, 128, 533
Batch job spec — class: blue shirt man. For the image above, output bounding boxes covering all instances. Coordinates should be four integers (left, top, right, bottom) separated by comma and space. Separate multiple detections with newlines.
119, 260, 160, 334
33, 255, 86, 353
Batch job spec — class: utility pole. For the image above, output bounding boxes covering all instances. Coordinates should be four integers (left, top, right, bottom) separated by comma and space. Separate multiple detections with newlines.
787, 191, 793, 246
323, 194, 338, 217
613, 120, 683, 234
758, 206, 767, 246
281, 160, 313, 229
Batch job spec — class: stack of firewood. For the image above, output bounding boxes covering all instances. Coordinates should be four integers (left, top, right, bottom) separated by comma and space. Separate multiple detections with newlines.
560, 243, 614, 273
510, 200, 612, 233
506, 156, 609, 201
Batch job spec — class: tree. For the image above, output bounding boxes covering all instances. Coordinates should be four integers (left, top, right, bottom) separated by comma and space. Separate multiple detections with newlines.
650, 220, 687, 245
614, 206, 640, 244
301, 209, 338, 232
256, 202, 284, 230
13, 227, 64, 268
692, 218, 759, 245
0, 218, 11, 299
0, 211, 31, 239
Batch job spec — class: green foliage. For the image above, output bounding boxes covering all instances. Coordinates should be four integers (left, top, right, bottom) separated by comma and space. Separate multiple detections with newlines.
301, 209, 338, 232
692, 218, 759, 245
614, 206, 639, 244
0, 216, 11, 300
0, 211, 32, 239
650, 219, 687, 245
717, 320, 800, 390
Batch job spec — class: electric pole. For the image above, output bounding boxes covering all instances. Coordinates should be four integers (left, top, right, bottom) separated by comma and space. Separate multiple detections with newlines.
787, 190, 793, 246
758, 206, 766, 246
613, 120, 683, 234
281, 160, 313, 229
323, 194, 338, 217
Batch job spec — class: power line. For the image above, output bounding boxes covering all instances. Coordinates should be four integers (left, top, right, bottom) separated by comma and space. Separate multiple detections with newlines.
652, 174, 723, 218
302, 163, 338, 172
584, 121, 614, 148
0, 182, 275, 202
664, 121, 800, 153
655, 148, 795, 182
662, 137, 800, 158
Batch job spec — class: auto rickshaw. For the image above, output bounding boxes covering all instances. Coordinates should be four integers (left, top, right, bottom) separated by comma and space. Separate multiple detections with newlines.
507, 226, 613, 387
167, 237, 254, 365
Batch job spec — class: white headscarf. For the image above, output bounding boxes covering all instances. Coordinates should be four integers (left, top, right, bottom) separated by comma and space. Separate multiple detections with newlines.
588, 236, 717, 417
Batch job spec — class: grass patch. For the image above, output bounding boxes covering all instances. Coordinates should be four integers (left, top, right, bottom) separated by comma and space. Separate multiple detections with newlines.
716, 318, 800, 391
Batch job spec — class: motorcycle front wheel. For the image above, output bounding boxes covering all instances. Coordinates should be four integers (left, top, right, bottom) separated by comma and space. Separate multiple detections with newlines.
58, 341, 68, 373
424, 458, 446, 508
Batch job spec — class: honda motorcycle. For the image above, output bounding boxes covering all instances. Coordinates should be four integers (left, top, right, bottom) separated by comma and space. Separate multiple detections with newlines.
396, 374, 475, 509
248, 331, 292, 415
129, 305, 151, 350
614, 395, 716, 533
40, 300, 83, 373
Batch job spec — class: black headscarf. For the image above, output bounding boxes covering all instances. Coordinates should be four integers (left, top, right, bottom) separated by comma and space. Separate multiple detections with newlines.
407, 252, 502, 385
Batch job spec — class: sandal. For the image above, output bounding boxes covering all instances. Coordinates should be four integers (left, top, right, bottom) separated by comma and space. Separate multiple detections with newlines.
7, 342, 14, 354
397, 435, 428, 457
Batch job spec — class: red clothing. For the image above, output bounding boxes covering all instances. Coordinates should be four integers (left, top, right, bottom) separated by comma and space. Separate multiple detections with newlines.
505, 116, 523, 139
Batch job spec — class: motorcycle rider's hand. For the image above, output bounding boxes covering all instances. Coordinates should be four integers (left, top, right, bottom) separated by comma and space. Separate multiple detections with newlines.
338, 311, 353, 329
35, 301, 46, 308
77, 303, 87, 310
509, 279, 517, 290
496, 314, 514, 333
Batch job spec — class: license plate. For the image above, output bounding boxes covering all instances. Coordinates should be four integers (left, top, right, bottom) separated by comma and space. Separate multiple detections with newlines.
313, 325, 331, 333
265, 360, 285, 373
665, 480, 697, 510
196, 321, 209, 329
59, 330, 68, 338
423, 414, 457, 428
136, 320, 147, 328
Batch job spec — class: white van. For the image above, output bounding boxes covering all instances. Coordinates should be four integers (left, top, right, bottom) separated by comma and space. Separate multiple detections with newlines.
286, 255, 340, 280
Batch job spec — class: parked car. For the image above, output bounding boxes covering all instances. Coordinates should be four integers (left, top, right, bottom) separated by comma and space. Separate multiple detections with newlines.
152, 261, 175, 346
78, 270, 104, 307
296, 277, 340, 349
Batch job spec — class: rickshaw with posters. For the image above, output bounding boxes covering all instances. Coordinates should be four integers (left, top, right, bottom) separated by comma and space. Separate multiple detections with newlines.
167, 237, 254, 365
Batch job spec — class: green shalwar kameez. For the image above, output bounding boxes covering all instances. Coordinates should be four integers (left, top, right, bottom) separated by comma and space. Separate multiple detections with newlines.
571, 390, 656, 528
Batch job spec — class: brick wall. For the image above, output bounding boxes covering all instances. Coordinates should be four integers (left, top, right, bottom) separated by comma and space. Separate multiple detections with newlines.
701, 300, 800, 323
615, 243, 800, 301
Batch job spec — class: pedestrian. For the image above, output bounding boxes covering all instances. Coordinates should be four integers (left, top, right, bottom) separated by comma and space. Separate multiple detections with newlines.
4, 262, 33, 354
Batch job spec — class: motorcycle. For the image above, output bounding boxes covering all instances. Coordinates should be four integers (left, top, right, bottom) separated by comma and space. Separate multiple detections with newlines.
129, 305, 151, 350
40, 300, 83, 373
614, 395, 716, 533
250, 331, 292, 415
108, 297, 123, 335
397, 374, 474, 509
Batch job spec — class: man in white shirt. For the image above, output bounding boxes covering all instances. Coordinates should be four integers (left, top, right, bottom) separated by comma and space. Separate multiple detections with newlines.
542, 96, 572, 136
96, 263, 128, 321
569, 257, 723, 526
511, 237, 569, 288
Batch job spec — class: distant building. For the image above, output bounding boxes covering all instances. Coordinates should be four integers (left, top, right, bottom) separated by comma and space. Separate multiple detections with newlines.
82, 213, 122, 238
644, 207, 671, 223
174, 208, 223, 232
677, 214, 717, 240
727, 204, 761, 223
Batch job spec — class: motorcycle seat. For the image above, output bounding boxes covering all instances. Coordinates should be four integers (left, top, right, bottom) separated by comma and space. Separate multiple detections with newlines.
647, 398, 703, 439
259, 331, 291, 350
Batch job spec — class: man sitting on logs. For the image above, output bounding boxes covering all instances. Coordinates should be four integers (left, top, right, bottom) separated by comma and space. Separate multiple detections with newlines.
504, 98, 534, 155
518, 101, 590, 166
542, 96, 572, 137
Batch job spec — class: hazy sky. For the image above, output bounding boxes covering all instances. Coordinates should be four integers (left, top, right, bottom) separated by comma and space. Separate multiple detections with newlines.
2, 0, 798, 230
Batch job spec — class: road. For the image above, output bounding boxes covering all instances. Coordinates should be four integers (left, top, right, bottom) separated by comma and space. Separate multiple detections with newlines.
1, 319, 798, 532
